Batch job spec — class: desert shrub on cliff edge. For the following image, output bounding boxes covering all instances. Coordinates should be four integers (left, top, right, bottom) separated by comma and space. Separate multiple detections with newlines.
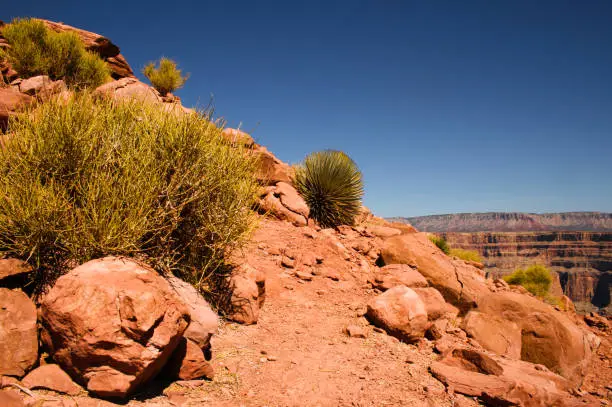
0, 93, 259, 299
449, 248, 482, 263
294, 150, 364, 228
429, 235, 450, 254
0, 18, 111, 88
143, 58, 188, 96
503, 264, 553, 297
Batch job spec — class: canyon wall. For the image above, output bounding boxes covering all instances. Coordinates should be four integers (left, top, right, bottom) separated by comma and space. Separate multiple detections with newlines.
389, 213, 612, 314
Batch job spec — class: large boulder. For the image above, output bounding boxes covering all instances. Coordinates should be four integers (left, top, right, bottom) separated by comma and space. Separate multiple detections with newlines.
475, 291, 595, 383
94, 77, 160, 103
380, 232, 489, 312
21, 364, 82, 396
42, 20, 134, 79
40, 257, 190, 399
430, 347, 584, 407
0, 88, 33, 132
463, 310, 522, 359
371, 264, 428, 291
0, 288, 38, 377
412, 287, 459, 321
366, 285, 428, 342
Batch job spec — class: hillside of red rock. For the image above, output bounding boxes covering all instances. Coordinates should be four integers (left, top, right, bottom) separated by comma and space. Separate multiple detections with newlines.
1, 18, 611, 407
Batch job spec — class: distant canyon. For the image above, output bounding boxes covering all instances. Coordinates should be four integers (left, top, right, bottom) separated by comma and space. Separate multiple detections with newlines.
390, 212, 612, 314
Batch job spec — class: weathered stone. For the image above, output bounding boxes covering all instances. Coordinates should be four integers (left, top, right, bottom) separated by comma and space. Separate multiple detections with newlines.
0, 88, 33, 132
0, 289, 38, 378
164, 338, 214, 381
413, 287, 459, 321
366, 286, 428, 343
380, 233, 489, 312
372, 264, 428, 291
222, 128, 255, 148
253, 145, 293, 185
94, 77, 160, 103
463, 310, 521, 359
0, 259, 31, 286
40, 257, 190, 399
22, 364, 82, 395
228, 264, 266, 325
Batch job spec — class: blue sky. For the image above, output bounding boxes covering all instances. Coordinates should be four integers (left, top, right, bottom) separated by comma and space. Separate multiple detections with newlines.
4, 1, 612, 217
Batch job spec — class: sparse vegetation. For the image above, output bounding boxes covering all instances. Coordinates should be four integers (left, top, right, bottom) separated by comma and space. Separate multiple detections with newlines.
429, 235, 450, 254
449, 248, 482, 263
0, 18, 111, 88
143, 57, 188, 96
0, 93, 259, 299
294, 150, 364, 228
503, 264, 553, 297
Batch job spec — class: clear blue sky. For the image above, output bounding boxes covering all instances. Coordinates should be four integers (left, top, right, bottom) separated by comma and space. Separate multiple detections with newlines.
4, 1, 612, 217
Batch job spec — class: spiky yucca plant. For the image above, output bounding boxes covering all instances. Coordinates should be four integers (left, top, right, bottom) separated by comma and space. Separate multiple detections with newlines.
294, 150, 364, 228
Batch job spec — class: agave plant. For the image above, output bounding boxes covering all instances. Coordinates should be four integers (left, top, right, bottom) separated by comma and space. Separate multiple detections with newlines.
294, 150, 364, 228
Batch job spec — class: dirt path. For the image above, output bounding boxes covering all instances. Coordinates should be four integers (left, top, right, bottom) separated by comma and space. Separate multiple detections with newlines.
154, 220, 473, 407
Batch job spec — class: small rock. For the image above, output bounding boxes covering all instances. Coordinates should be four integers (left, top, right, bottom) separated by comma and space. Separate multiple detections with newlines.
281, 256, 295, 268
266, 356, 278, 362
344, 325, 367, 338
22, 364, 82, 395
373, 327, 385, 334
295, 271, 313, 281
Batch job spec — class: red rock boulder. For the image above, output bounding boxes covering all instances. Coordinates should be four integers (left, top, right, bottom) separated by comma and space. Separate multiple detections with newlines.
94, 77, 160, 103
463, 310, 522, 359
0, 88, 33, 132
253, 145, 293, 185
228, 264, 266, 325
380, 232, 489, 312
40, 257, 190, 399
413, 287, 459, 321
371, 264, 428, 291
22, 364, 82, 395
0, 288, 38, 378
366, 285, 428, 342
258, 182, 309, 226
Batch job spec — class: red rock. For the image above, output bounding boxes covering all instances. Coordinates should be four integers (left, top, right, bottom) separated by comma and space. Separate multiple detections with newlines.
166, 274, 218, 351
0, 389, 24, 407
372, 264, 428, 291
94, 77, 160, 103
0, 289, 38, 378
463, 310, 521, 359
380, 233, 489, 312
412, 287, 459, 321
222, 128, 255, 148
0, 259, 32, 285
259, 190, 308, 227
42, 20, 134, 79
21, 364, 82, 395
0, 88, 33, 132
430, 347, 579, 407
344, 325, 367, 338
164, 338, 214, 380
366, 225, 402, 238
274, 182, 309, 220
40, 257, 190, 399
366, 286, 428, 343
253, 145, 293, 185
476, 291, 594, 384
228, 264, 266, 325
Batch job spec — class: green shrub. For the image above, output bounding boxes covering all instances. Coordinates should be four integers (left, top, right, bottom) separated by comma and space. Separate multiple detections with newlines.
143, 58, 188, 96
0, 93, 259, 299
429, 235, 450, 254
503, 264, 553, 297
1, 18, 110, 88
294, 150, 364, 228
449, 248, 482, 263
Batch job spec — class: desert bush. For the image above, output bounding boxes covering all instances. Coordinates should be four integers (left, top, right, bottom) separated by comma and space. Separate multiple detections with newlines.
503, 264, 553, 297
429, 235, 450, 254
1, 18, 110, 88
0, 93, 259, 299
143, 58, 188, 96
449, 248, 482, 263
293, 150, 364, 228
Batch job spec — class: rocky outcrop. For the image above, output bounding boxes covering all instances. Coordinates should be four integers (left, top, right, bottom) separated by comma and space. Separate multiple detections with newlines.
430, 347, 585, 406
0, 288, 38, 377
40, 257, 190, 399
380, 232, 489, 312
41, 20, 134, 79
